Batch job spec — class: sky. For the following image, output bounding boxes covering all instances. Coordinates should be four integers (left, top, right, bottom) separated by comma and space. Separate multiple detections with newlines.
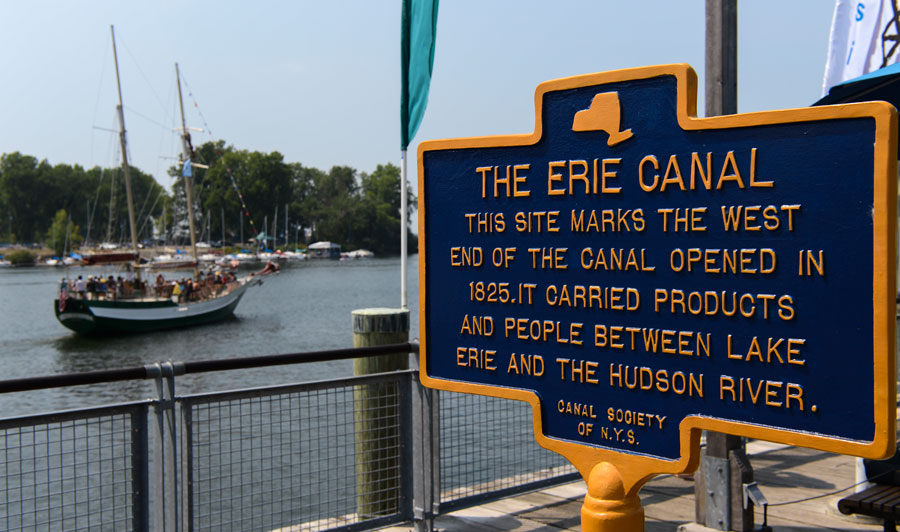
0, 1, 836, 198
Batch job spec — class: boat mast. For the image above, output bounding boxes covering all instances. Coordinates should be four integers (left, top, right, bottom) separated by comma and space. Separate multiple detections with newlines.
110, 25, 141, 273
175, 62, 200, 279
84, 199, 91, 248
106, 174, 115, 244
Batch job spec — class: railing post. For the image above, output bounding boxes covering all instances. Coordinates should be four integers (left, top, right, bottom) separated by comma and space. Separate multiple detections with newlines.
399, 371, 415, 523
147, 361, 184, 532
411, 374, 439, 532
180, 401, 194, 532
132, 407, 151, 532
352, 308, 409, 518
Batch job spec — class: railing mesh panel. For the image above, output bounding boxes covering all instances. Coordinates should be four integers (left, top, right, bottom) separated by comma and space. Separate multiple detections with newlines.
0, 411, 137, 531
187, 377, 404, 532
0, 365, 586, 531
438, 391, 576, 506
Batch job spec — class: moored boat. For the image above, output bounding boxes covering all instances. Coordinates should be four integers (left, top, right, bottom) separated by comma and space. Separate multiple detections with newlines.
342, 249, 374, 259
149, 253, 198, 270
308, 241, 341, 259
80, 251, 140, 266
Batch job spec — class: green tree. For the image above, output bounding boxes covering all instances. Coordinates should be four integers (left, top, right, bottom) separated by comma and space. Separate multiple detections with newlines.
45, 209, 82, 256
287, 162, 318, 245
0, 152, 43, 243
0, 152, 169, 247
0, 147, 416, 256
353, 163, 416, 255
97, 165, 169, 245
305, 165, 359, 245
181, 141, 293, 246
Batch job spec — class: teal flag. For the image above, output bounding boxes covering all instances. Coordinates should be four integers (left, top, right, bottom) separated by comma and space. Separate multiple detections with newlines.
401, 0, 439, 150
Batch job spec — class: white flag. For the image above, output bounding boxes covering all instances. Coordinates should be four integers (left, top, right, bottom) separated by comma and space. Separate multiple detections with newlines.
823, 0, 900, 95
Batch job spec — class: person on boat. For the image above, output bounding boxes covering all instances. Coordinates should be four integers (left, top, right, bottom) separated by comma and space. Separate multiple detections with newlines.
210, 271, 219, 295
181, 277, 193, 303
171, 279, 182, 302
155, 273, 165, 297
205, 272, 215, 297
193, 272, 204, 301
198, 276, 208, 299
124, 268, 135, 297
97, 277, 107, 300
74, 275, 86, 299
196, 276, 205, 300
107, 275, 117, 301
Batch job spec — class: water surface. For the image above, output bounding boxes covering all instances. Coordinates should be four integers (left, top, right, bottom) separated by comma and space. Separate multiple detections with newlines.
0, 257, 419, 415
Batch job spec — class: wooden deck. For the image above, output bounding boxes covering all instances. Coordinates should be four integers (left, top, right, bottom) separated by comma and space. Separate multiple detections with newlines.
381, 441, 886, 531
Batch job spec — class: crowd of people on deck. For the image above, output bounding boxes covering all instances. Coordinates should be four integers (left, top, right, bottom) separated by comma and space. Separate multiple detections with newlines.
64, 269, 238, 303
154, 270, 237, 302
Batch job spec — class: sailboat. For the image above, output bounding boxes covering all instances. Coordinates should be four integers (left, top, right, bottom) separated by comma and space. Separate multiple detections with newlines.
54, 27, 268, 335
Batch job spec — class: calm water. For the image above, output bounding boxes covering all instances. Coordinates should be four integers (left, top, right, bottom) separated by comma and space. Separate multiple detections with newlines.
0, 257, 419, 416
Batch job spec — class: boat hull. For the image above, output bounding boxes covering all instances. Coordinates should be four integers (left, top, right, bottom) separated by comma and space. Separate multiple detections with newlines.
54, 284, 249, 335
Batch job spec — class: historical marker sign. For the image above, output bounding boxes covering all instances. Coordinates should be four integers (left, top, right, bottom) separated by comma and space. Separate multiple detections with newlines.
418, 64, 897, 475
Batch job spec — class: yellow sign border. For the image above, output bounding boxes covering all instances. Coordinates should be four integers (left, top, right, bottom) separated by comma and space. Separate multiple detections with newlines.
417, 63, 897, 492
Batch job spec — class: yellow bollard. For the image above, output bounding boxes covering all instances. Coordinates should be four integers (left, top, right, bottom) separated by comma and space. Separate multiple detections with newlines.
580, 461, 645, 532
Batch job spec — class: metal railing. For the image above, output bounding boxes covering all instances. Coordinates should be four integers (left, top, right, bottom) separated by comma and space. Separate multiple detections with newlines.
0, 402, 150, 531
0, 344, 579, 532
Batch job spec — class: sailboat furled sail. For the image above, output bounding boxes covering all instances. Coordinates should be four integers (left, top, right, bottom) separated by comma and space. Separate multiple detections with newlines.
54, 27, 271, 335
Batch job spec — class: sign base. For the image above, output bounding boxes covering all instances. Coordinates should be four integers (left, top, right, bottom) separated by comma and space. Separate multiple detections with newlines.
581, 462, 646, 532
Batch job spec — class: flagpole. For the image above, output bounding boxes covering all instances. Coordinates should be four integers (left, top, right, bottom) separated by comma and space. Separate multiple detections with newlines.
400, 0, 437, 309
400, 149, 408, 309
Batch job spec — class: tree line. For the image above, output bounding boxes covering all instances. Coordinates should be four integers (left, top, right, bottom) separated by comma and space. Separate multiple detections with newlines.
0, 141, 416, 256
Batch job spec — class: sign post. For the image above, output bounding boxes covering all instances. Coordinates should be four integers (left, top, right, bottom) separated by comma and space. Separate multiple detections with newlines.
417, 64, 897, 531
700, 1, 749, 529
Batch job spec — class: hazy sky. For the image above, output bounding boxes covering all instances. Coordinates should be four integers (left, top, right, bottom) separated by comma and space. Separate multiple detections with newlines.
0, 1, 835, 195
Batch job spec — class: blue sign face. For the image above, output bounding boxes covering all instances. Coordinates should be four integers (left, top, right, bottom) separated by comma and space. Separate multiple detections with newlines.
418, 65, 896, 464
